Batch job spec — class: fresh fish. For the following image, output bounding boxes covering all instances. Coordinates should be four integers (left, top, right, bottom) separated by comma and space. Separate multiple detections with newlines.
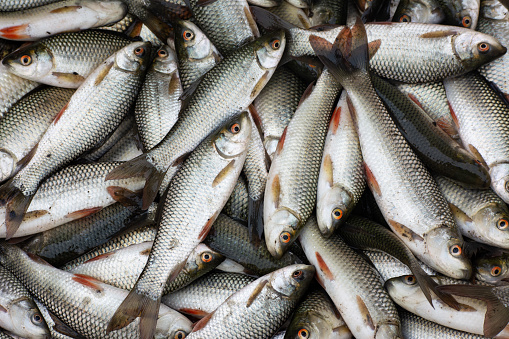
135, 44, 182, 151
223, 176, 249, 222
309, 0, 348, 25
98, 13, 136, 33
0, 0, 127, 41
299, 216, 401, 339
264, 69, 341, 258
162, 272, 256, 318
0, 64, 39, 120
106, 31, 285, 209
0, 86, 74, 183
0, 0, 61, 11
252, 66, 307, 160
99, 129, 144, 162
186, 264, 314, 339
205, 214, 303, 276
0, 265, 49, 339
252, 7, 507, 83
316, 91, 364, 236
435, 0, 480, 28
0, 41, 151, 239
2, 30, 132, 88
0, 244, 193, 339
175, 20, 222, 91
0, 162, 145, 239
444, 72, 509, 205
393, 0, 445, 23
474, 252, 509, 285
33, 298, 80, 339
310, 19, 471, 279
285, 288, 352, 339
108, 113, 251, 339
268, 1, 312, 28
371, 74, 491, 189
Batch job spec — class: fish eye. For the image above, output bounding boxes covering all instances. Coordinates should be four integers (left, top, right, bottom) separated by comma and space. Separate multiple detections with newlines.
292, 270, 303, 279
491, 266, 502, 277
298, 328, 309, 338
404, 275, 416, 285
478, 42, 490, 53
229, 123, 240, 134
158, 49, 168, 58
271, 39, 281, 50
280, 231, 291, 243
498, 218, 509, 230
183, 30, 194, 41
201, 252, 212, 263
450, 244, 462, 257
134, 47, 145, 56
20, 55, 32, 66
399, 14, 411, 22
462, 15, 472, 27
174, 330, 186, 339
31, 313, 43, 324
505, 181, 509, 192
332, 208, 343, 220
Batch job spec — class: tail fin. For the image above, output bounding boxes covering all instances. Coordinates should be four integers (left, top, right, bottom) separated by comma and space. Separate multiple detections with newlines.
105, 155, 166, 210
249, 6, 298, 32
107, 288, 160, 339
0, 178, 34, 240
248, 196, 264, 243
309, 17, 369, 84
437, 284, 509, 337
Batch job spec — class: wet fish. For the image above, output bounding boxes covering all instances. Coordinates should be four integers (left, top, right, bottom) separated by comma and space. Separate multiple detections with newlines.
223, 176, 249, 222
393, 0, 445, 23
0, 64, 39, 120
2, 30, 132, 88
0, 0, 127, 41
474, 252, 509, 285
435, 0, 480, 28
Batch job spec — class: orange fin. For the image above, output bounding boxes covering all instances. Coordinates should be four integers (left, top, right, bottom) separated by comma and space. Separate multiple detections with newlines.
53, 102, 69, 125
179, 308, 208, 317
94, 62, 114, 86
364, 163, 381, 196
270, 174, 280, 208
276, 127, 287, 156
51, 72, 85, 85
247, 279, 268, 307
420, 30, 459, 38
65, 207, 102, 219
0, 24, 29, 40
447, 102, 460, 129
368, 39, 381, 60
107, 186, 142, 208
387, 219, 424, 242
72, 274, 104, 293
331, 106, 341, 135
435, 117, 458, 138
297, 81, 315, 109
84, 252, 114, 264
192, 311, 214, 332
356, 295, 375, 330
23, 209, 49, 221
27, 252, 52, 266
198, 211, 219, 241
407, 93, 425, 110
315, 251, 334, 280
467, 144, 489, 169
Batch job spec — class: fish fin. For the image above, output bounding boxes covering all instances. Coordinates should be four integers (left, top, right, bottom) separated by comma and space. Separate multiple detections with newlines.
72, 274, 104, 293
309, 17, 369, 83
247, 279, 269, 307
107, 186, 142, 207
368, 39, 381, 60
407, 93, 425, 110
94, 62, 114, 87
245, 5, 260, 38
168, 72, 181, 97
198, 211, 219, 241
23, 209, 48, 221
420, 30, 459, 38
50, 5, 82, 13
249, 6, 298, 32
106, 289, 160, 339
435, 117, 458, 139
0, 304, 7, 312
270, 174, 280, 208
7, 235, 33, 244
467, 144, 489, 169
248, 195, 264, 244
330, 105, 341, 135
126, 20, 143, 38
363, 162, 381, 196
16, 142, 38, 170
192, 311, 214, 332
447, 101, 460, 129
448, 203, 473, 224
212, 160, 236, 187
105, 154, 166, 210
140, 247, 151, 256
322, 154, 334, 186
387, 219, 424, 242
47, 310, 86, 338
356, 295, 375, 330
250, 70, 270, 100
179, 308, 208, 317
180, 76, 202, 103
65, 207, 103, 219
437, 284, 509, 337
0, 24, 29, 40
297, 81, 315, 109
51, 72, 85, 85
27, 252, 53, 266
83, 252, 114, 264
197, 0, 218, 6
315, 251, 334, 280
0, 179, 34, 240
276, 127, 287, 156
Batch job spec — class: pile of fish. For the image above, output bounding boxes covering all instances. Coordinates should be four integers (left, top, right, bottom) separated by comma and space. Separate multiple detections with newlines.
0, 0, 508, 337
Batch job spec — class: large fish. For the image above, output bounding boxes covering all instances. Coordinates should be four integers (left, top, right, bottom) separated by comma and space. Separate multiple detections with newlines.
0, 41, 151, 239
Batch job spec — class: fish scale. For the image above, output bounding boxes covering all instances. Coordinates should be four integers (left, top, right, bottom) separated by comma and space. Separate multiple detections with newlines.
0, 65, 39, 119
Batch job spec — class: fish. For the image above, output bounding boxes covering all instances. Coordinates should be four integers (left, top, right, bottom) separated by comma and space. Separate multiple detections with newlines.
392, 0, 445, 23
223, 176, 249, 222
309, 0, 348, 25
107, 112, 251, 339
32, 298, 79, 339
299, 216, 402, 338
248, 0, 282, 7
0, 244, 193, 339
106, 31, 285, 209
98, 128, 144, 162
204, 214, 303, 276
134, 44, 182, 152
251, 6, 507, 83
2, 30, 132, 89
268, 1, 312, 28
0, 265, 49, 339
0, 0, 127, 41
474, 252, 509, 285
0, 41, 151, 240
264, 69, 341, 258
310, 19, 471, 279
0, 64, 39, 120
434, 0, 480, 28
444, 72, 509, 205
285, 288, 352, 339
0, 86, 74, 183
0, 0, 61, 11
316, 91, 365, 236
186, 264, 315, 338
162, 272, 256, 318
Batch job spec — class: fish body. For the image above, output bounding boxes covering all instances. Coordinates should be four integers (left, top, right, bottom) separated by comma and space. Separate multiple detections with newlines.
393, 0, 445, 23
223, 177, 249, 222
99, 128, 143, 162
435, 0, 480, 28
363, 250, 437, 282
0, 64, 39, 120
269, 1, 312, 28
0, 0, 61, 11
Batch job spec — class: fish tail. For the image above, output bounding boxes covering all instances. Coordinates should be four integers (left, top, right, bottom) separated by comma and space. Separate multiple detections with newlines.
309, 17, 369, 85
0, 178, 34, 240
249, 6, 298, 33
437, 284, 509, 337
411, 263, 460, 310
107, 288, 160, 339
248, 195, 264, 243
105, 155, 166, 210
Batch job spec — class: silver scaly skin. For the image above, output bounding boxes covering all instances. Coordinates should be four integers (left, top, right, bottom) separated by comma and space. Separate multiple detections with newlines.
444, 72, 509, 205
316, 91, 365, 236
434, 0, 480, 28
0, 162, 145, 239
68, 243, 224, 295
161, 272, 256, 318
134, 44, 182, 151
186, 264, 315, 339
99, 128, 143, 162
300, 216, 401, 339
0, 64, 39, 120
392, 0, 445, 23
108, 113, 251, 338
33, 298, 78, 339
0, 266, 49, 339
0, 244, 192, 339
0, 41, 151, 240
98, 14, 136, 33
264, 69, 341, 258
2, 30, 132, 88
0, 0, 60, 11
0, 0, 127, 41
223, 176, 249, 222
0, 86, 74, 183
268, 1, 312, 28
253, 66, 307, 160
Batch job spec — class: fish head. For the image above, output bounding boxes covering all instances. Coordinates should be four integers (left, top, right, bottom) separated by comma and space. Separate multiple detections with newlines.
152, 45, 178, 74
154, 309, 192, 339
270, 264, 315, 298
255, 30, 287, 70
0, 149, 16, 183
480, 0, 508, 20
185, 244, 224, 276
490, 163, 509, 204
425, 227, 472, 279
449, 0, 480, 28
286, 311, 346, 339
81, 0, 128, 26
394, 0, 429, 23
265, 208, 301, 258
115, 41, 152, 73
2, 43, 54, 81
317, 186, 352, 237
176, 20, 220, 62
474, 255, 509, 285
214, 111, 252, 158
9, 299, 49, 339
453, 31, 507, 71
472, 204, 509, 248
